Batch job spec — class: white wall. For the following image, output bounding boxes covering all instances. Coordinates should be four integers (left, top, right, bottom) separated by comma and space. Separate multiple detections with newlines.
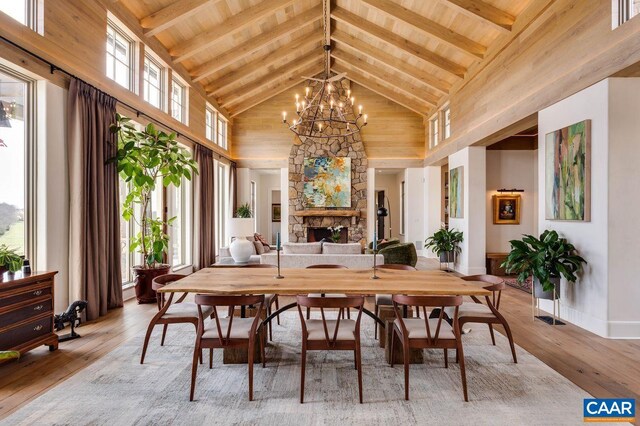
405, 168, 425, 255
449, 147, 487, 275
486, 150, 538, 253
280, 167, 289, 243
423, 166, 442, 258
246, 170, 280, 243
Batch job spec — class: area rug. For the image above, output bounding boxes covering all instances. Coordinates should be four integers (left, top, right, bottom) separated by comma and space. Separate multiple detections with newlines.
502, 276, 533, 294
1, 313, 593, 426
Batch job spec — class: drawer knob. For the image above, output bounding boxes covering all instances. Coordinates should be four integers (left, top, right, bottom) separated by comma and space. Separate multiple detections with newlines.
33, 325, 43, 331
33, 290, 43, 296
33, 305, 44, 311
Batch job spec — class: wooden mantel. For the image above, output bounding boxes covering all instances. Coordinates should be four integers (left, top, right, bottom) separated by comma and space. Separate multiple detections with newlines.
293, 209, 362, 218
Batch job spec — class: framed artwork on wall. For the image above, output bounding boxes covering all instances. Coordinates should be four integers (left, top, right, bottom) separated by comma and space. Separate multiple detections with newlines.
272, 203, 281, 222
303, 157, 351, 208
449, 166, 463, 218
545, 120, 591, 221
493, 194, 521, 224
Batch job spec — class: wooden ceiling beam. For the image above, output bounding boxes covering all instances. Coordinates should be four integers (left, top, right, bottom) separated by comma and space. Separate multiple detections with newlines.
331, 29, 451, 96
190, 5, 322, 82
207, 33, 323, 97
442, 0, 515, 32
360, 0, 487, 59
221, 52, 323, 108
230, 65, 324, 117
141, 0, 215, 37
331, 7, 465, 78
332, 63, 430, 116
171, 0, 297, 63
331, 50, 439, 107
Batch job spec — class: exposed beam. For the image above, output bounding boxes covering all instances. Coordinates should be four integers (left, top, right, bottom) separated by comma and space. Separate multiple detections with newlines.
360, 0, 487, 59
332, 63, 430, 116
230, 65, 324, 117
190, 5, 322, 82
171, 0, 297, 63
221, 52, 322, 108
331, 7, 465, 78
331, 50, 439, 106
141, 0, 215, 37
331, 29, 451, 95
207, 34, 323, 97
443, 0, 515, 32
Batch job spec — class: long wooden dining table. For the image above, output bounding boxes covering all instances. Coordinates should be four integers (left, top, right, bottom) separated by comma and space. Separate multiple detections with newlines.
159, 267, 491, 328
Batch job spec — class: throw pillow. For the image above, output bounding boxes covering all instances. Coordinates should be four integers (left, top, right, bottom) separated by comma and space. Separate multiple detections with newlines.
283, 242, 322, 255
253, 241, 265, 255
322, 243, 362, 255
254, 233, 271, 248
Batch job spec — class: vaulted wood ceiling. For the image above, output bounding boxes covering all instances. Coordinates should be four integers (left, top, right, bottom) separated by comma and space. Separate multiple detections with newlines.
120, 0, 533, 117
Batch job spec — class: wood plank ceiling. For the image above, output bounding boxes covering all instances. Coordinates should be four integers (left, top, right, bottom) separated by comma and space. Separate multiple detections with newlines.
120, 0, 532, 117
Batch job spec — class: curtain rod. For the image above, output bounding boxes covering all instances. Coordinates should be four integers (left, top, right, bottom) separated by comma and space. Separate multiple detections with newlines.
0, 35, 232, 163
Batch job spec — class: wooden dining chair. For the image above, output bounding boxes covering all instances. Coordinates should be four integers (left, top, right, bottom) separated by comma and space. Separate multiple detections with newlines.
391, 294, 468, 402
305, 264, 350, 319
457, 275, 517, 363
296, 294, 365, 404
243, 264, 280, 341
140, 274, 214, 364
373, 264, 417, 338
190, 294, 265, 402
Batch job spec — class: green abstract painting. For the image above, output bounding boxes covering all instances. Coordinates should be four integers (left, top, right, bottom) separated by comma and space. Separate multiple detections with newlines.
303, 157, 351, 208
545, 120, 591, 221
449, 166, 463, 218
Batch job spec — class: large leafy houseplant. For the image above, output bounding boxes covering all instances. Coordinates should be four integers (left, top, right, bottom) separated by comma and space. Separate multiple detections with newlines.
501, 230, 586, 292
424, 227, 463, 261
235, 203, 252, 219
0, 244, 23, 275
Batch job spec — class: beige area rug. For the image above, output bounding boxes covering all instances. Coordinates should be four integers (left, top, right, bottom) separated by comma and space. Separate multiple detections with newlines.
2, 312, 596, 426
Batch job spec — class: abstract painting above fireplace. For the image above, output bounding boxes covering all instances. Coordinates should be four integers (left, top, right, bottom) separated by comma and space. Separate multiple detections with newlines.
303, 157, 351, 208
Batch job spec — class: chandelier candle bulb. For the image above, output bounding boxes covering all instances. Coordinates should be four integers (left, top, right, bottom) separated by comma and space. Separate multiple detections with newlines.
351, 96, 355, 105
358, 105, 363, 115
364, 114, 368, 124
347, 89, 351, 98
295, 94, 299, 102
305, 87, 310, 97
282, 111, 286, 122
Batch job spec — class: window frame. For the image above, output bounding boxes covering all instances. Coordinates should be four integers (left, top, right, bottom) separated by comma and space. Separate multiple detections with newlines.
205, 106, 216, 142
143, 54, 165, 111
250, 180, 257, 232
216, 115, 227, 150
400, 180, 406, 235
170, 77, 187, 124
443, 105, 451, 140
167, 173, 192, 271
215, 161, 229, 251
0, 0, 39, 32
430, 114, 439, 148
106, 20, 135, 91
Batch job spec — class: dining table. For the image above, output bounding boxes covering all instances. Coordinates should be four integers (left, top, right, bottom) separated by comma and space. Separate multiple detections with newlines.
158, 267, 491, 328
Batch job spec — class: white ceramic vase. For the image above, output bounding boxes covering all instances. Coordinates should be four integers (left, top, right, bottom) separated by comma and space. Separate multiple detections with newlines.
229, 237, 253, 264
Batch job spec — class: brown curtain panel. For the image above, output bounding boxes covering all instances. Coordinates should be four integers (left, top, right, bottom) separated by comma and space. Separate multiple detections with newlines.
230, 161, 238, 216
68, 78, 123, 321
194, 145, 216, 269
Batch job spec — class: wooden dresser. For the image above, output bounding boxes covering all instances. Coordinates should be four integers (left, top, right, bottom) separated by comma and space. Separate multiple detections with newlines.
0, 271, 59, 354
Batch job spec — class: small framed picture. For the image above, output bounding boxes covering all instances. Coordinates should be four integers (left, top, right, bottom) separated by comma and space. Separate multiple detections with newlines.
272, 203, 281, 222
493, 195, 521, 225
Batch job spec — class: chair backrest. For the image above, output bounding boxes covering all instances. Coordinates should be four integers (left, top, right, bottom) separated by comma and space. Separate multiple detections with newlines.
194, 294, 265, 344
376, 264, 417, 271
152, 274, 187, 310
243, 264, 277, 268
392, 295, 463, 345
305, 264, 349, 269
461, 274, 505, 309
296, 295, 364, 346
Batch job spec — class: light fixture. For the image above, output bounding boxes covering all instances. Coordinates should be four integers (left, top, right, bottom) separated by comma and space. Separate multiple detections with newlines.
281, 0, 367, 139
376, 195, 392, 239
497, 188, 525, 193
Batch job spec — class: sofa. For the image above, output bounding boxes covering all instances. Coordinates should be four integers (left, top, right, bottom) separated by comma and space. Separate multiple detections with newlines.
366, 239, 418, 267
218, 235, 271, 264
261, 242, 384, 269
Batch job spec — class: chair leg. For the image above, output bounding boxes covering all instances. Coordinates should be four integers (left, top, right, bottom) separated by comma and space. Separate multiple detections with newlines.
199, 349, 203, 364
275, 296, 281, 325
444, 348, 448, 368
501, 320, 518, 363
374, 304, 379, 340
300, 343, 307, 403
267, 305, 273, 342
248, 340, 255, 401
260, 329, 266, 368
189, 342, 200, 401
488, 324, 496, 345
456, 338, 468, 402
306, 307, 310, 320
140, 321, 156, 364
347, 308, 351, 319
356, 342, 363, 404
353, 350, 357, 370
209, 348, 213, 369
160, 324, 168, 346
390, 328, 396, 367
403, 339, 410, 401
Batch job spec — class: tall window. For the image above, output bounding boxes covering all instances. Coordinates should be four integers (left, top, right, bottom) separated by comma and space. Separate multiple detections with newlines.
430, 115, 439, 148
168, 172, 191, 269
400, 180, 406, 235
617, 0, 640, 25
215, 161, 228, 251
217, 116, 227, 149
106, 22, 134, 91
0, 0, 37, 30
443, 106, 451, 139
144, 56, 164, 110
0, 68, 32, 258
205, 106, 216, 142
250, 180, 257, 232
171, 78, 186, 124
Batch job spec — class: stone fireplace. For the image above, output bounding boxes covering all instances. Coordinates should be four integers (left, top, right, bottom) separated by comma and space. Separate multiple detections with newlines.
288, 78, 367, 244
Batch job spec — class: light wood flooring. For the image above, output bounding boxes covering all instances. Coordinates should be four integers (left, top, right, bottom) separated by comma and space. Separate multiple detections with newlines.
1, 265, 639, 420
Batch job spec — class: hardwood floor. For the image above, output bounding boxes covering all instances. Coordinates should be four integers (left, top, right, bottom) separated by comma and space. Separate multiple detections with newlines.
1, 266, 638, 420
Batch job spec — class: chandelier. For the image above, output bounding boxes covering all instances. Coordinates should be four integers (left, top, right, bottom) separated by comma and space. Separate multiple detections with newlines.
281, 0, 367, 139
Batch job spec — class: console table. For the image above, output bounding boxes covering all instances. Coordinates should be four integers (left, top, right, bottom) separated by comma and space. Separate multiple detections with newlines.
0, 271, 59, 355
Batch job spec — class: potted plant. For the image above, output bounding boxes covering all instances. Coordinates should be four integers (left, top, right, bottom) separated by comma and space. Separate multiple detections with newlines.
424, 227, 463, 264
328, 225, 344, 243
235, 202, 253, 219
111, 114, 198, 303
501, 230, 587, 300
0, 244, 23, 278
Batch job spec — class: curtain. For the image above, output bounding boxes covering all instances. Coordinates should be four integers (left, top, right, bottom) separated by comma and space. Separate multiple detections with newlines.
230, 161, 238, 217
68, 78, 123, 321
194, 144, 216, 269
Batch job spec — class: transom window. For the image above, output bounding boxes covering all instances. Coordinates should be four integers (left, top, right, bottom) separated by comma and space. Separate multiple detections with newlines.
0, 0, 38, 31
430, 115, 439, 148
171, 78, 186, 124
205, 106, 216, 142
617, 0, 640, 26
443, 106, 451, 140
143, 56, 164, 110
106, 22, 134, 91
217, 116, 227, 149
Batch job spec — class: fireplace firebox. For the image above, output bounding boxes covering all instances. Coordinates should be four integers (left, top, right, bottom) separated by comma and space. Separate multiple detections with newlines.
307, 227, 348, 243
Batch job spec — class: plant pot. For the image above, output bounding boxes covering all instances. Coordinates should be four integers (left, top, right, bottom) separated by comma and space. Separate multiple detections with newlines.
439, 251, 455, 263
0, 265, 6, 280
132, 264, 171, 304
533, 276, 561, 300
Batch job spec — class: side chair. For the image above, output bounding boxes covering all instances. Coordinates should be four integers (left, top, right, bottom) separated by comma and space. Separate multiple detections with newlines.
305, 264, 350, 319
373, 264, 417, 339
